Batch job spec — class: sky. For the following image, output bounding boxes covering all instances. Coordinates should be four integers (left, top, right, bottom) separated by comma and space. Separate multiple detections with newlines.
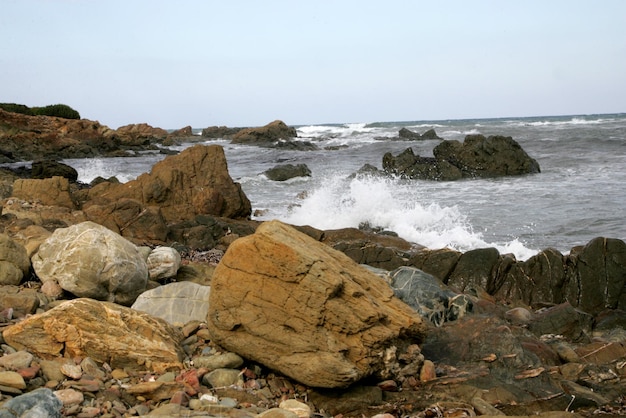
1, 1, 625, 129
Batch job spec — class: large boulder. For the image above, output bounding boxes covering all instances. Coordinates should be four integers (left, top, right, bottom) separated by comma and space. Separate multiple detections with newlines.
206, 220, 426, 388
31, 221, 149, 306
31, 160, 78, 181
383, 134, 540, 180
0, 234, 30, 286
231, 120, 297, 144
84, 144, 251, 222
2, 298, 184, 372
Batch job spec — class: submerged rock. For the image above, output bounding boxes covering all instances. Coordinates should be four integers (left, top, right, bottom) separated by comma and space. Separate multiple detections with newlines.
264, 163, 312, 181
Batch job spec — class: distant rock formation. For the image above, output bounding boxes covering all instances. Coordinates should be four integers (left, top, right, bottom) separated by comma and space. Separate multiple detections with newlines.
231, 120, 297, 144
383, 134, 540, 180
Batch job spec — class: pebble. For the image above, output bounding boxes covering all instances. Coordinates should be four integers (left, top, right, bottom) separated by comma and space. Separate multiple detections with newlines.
60, 363, 83, 379
420, 359, 437, 382
279, 399, 311, 418
0, 350, 33, 369
54, 388, 84, 406
0, 370, 26, 389
202, 368, 243, 388
194, 352, 244, 369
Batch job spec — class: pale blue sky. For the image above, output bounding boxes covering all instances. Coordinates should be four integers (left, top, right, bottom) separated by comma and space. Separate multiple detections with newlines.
2, 1, 625, 129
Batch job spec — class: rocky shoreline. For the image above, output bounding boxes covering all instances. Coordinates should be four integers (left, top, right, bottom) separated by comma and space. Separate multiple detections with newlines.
0, 110, 625, 417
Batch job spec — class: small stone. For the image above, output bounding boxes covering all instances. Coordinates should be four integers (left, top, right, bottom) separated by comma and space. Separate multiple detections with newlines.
0, 370, 27, 389
60, 363, 83, 380
76, 406, 101, 418
39, 359, 66, 382
54, 388, 84, 406
377, 380, 398, 391
194, 352, 244, 370
17, 364, 41, 380
202, 368, 243, 388
279, 399, 311, 418
80, 357, 106, 379
41, 280, 64, 299
170, 390, 190, 405
505, 307, 533, 324
257, 408, 299, 418
420, 359, 437, 382
110, 369, 129, 380
0, 350, 33, 369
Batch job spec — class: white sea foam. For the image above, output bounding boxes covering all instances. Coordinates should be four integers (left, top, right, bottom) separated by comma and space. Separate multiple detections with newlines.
279, 174, 537, 260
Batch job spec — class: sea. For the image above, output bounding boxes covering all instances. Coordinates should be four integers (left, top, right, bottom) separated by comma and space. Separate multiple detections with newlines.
62, 113, 626, 261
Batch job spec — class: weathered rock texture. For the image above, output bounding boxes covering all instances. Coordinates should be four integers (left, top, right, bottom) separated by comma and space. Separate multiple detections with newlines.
0, 234, 31, 286
231, 120, 297, 144
83, 144, 251, 223
2, 298, 184, 372
31, 221, 148, 306
132, 281, 210, 326
207, 220, 426, 388
146, 246, 182, 281
11, 177, 76, 209
383, 134, 540, 180
409, 237, 626, 316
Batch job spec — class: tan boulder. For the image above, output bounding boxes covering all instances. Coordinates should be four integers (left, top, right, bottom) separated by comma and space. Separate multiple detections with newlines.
1, 197, 86, 227
2, 298, 184, 372
0, 233, 30, 285
207, 220, 426, 388
9, 224, 51, 258
31, 221, 148, 306
11, 176, 75, 209
84, 144, 251, 222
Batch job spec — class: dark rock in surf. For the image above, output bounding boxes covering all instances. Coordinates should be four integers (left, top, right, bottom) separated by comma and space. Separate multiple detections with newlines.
264, 163, 312, 181
31, 160, 78, 182
231, 120, 297, 144
399, 127, 422, 140
202, 126, 243, 139
383, 134, 540, 180
398, 127, 443, 140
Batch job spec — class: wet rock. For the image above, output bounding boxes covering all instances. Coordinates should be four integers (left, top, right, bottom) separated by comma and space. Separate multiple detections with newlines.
131, 281, 210, 326
383, 134, 540, 180
146, 246, 181, 281
31, 160, 78, 181
0, 234, 30, 286
207, 220, 426, 388
31, 221, 148, 306
0, 387, 62, 418
2, 298, 184, 372
264, 163, 311, 181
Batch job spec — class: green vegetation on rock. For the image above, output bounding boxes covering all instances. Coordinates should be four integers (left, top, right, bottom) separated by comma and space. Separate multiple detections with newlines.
0, 102, 81, 119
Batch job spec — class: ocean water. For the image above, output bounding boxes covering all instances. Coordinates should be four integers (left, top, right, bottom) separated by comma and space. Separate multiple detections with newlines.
63, 113, 626, 261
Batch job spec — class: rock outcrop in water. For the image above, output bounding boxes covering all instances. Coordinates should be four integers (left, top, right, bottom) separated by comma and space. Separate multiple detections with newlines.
383, 134, 541, 180
230, 120, 297, 144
